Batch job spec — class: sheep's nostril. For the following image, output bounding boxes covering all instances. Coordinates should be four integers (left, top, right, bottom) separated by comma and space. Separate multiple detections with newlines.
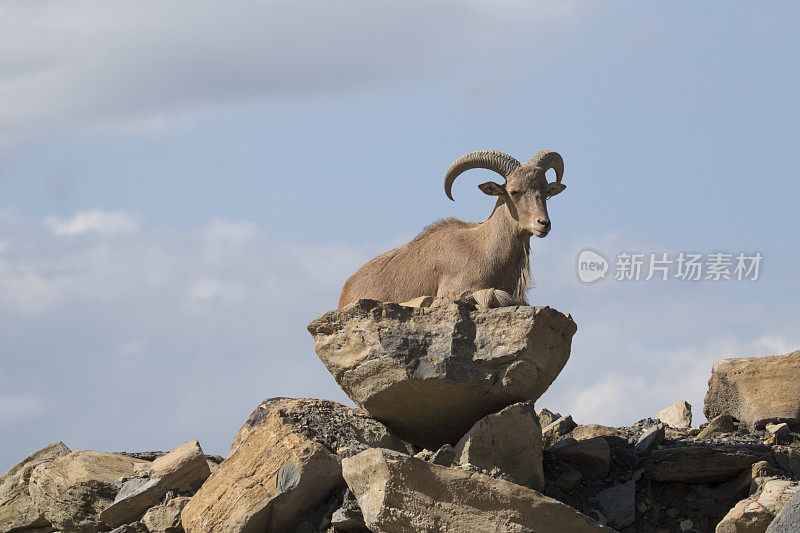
538, 219, 551, 228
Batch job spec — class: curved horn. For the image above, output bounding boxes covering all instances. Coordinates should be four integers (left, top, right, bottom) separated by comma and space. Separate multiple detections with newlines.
444, 150, 521, 201
526, 150, 564, 183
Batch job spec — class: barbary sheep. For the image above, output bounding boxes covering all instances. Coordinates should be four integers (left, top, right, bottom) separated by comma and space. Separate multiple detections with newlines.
338, 149, 566, 309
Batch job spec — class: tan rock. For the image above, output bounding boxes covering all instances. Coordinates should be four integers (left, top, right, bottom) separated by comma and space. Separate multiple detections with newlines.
697, 414, 738, 439
28, 450, 142, 533
342, 448, 610, 532
182, 398, 406, 533
572, 424, 620, 440
536, 408, 561, 428
766, 423, 790, 439
0, 442, 71, 532
705, 350, 800, 429
308, 299, 577, 449
100, 440, 210, 528
656, 401, 693, 428
553, 437, 611, 477
399, 295, 435, 308
543, 414, 577, 448
716, 479, 799, 533
453, 400, 543, 490
141, 496, 190, 533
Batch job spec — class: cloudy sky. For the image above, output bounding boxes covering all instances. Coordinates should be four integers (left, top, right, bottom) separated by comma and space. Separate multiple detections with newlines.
2, 1, 799, 470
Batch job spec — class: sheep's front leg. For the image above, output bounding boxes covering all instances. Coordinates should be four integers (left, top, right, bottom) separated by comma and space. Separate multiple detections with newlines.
458, 288, 518, 309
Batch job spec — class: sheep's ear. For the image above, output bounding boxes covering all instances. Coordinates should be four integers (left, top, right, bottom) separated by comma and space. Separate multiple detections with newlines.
547, 182, 567, 198
478, 181, 506, 197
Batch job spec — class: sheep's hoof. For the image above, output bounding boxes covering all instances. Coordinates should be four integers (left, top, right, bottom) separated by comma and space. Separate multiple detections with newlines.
459, 289, 517, 309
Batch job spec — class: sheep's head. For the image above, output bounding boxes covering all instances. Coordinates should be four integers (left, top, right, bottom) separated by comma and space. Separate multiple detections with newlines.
443, 150, 566, 238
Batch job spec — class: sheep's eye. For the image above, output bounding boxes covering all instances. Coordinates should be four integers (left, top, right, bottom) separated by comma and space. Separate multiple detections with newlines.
509, 190, 522, 197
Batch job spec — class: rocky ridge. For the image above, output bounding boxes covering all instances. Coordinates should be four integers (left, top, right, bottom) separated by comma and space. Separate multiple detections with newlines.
1, 298, 799, 532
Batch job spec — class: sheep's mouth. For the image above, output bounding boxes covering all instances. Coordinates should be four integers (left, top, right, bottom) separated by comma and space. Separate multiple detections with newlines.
531, 227, 549, 238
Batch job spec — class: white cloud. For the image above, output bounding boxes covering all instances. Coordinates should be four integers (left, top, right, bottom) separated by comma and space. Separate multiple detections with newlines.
44, 209, 140, 236
189, 279, 247, 303
0, 0, 591, 153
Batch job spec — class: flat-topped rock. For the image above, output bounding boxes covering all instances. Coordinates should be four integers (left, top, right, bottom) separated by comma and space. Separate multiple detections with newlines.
704, 350, 800, 430
308, 298, 577, 449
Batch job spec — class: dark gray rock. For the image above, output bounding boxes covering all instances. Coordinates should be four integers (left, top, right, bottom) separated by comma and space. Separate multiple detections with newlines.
766, 491, 800, 533
596, 478, 636, 529
429, 444, 456, 467
634, 424, 664, 455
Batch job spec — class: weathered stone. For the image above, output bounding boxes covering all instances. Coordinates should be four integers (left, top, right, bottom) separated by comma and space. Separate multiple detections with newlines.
0, 442, 71, 532
181, 398, 405, 533
646, 444, 776, 483
100, 440, 210, 528
698, 414, 738, 439
28, 450, 142, 533
308, 299, 577, 449
537, 408, 562, 428
453, 400, 544, 490
554, 437, 611, 478
342, 448, 610, 532
680, 519, 694, 531
573, 424, 620, 441
656, 401, 693, 428
398, 295, 435, 308
543, 414, 578, 448
141, 496, 190, 533
110, 523, 149, 533
635, 424, 665, 455
767, 491, 800, 532
704, 351, 800, 430
766, 423, 790, 439
596, 478, 636, 530
716, 479, 799, 533
429, 444, 455, 467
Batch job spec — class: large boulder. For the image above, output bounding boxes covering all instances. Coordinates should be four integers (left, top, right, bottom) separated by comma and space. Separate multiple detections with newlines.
99, 440, 211, 528
181, 398, 406, 533
767, 490, 800, 532
0, 441, 71, 532
453, 400, 544, 490
28, 450, 143, 533
308, 298, 577, 449
704, 350, 800, 429
656, 401, 693, 428
341, 447, 609, 532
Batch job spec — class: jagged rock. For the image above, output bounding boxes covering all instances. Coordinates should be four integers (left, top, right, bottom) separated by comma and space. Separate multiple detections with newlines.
341, 447, 610, 532
28, 450, 142, 533
537, 408, 562, 428
698, 414, 738, 439
110, 523, 149, 533
635, 424, 665, 455
181, 398, 406, 533
543, 414, 578, 448
0, 441, 71, 532
767, 491, 800, 532
141, 496, 190, 533
657, 401, 693, 428
330, 489, 367, 531
704, 350, 800, 430
646, 444, 776, 483
553, 437, 611, 477
716, 479, 800, 533
100, 440, 210, 528
308, 299, 577, 449
766, 423, 790, 439
429, 444, 455, 467
596, 476, 638, 530
573, 424, 620, 440
453, 400, 544, 490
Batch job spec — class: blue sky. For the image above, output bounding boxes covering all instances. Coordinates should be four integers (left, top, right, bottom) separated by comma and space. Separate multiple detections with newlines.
1, 1, 799, 470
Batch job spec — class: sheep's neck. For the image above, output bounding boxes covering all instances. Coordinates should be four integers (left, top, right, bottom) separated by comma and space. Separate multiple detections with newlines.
477, 200, 531, 298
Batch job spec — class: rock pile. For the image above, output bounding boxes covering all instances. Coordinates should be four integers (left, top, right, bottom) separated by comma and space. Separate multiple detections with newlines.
2, 299, 799, 533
